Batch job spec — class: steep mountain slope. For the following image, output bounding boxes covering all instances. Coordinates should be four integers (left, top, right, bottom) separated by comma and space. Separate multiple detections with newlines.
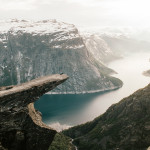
64, 83, 150, 150
101, 35, 150, 56
81, 33, 119, 64
0, 19, 122, 93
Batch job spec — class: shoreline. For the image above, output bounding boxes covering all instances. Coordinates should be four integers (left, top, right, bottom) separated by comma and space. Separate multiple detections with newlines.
46, 85, 122, 95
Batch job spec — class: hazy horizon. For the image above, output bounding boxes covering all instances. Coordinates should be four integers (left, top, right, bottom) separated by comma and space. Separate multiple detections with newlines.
1, 0, 150, 28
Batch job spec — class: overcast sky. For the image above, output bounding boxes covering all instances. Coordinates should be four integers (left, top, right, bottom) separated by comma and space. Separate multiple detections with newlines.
1, 0, 150, 27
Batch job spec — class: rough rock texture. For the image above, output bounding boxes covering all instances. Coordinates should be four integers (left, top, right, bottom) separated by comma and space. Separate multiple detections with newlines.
0, 74, 68, 150
64, 83, 150, 150
0, 19, 122, 93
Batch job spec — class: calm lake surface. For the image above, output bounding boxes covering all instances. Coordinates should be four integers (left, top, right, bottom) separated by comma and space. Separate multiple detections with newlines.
35, 52, 150, 131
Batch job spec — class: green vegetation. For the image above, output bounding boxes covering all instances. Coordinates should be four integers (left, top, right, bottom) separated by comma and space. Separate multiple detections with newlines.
63, 83, 150, 150
48, 133, 75, 150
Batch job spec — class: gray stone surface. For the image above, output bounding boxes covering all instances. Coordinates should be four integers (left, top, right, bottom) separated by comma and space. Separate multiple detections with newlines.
0, 74, 68, 150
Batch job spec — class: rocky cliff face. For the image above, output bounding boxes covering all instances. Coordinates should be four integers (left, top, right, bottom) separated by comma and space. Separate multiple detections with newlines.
0, 19, 122, 93
64, 83, 150, 150
81, 33, 119, 64
0, 74, 68, 150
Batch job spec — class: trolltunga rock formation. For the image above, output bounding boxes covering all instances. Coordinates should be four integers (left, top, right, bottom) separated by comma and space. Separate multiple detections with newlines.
0, 74, 68, 150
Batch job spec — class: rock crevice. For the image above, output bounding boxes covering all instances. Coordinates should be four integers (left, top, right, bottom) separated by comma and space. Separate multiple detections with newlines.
0, 74, 68, 150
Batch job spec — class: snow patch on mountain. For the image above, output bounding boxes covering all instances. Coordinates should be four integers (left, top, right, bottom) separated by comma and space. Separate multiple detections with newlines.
0, 19, 122, 93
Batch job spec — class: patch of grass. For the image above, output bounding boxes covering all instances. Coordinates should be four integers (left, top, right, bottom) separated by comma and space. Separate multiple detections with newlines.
49, 133, 75, 150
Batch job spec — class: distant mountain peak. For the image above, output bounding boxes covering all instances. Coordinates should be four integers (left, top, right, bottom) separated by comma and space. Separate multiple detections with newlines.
0, 19, 76, 35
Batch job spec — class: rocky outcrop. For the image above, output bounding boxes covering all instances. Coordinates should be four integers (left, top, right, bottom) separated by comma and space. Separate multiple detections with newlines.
0, 74, 68, 150
64, 83, 150, 150
143, 70, 150, 77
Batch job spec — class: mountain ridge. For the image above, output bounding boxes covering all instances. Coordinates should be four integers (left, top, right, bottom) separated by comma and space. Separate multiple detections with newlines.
63, 83, 150, 150
0, 19, 122, 94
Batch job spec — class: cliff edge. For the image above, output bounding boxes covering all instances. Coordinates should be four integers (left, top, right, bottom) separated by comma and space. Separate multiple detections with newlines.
0, 74, 68, 150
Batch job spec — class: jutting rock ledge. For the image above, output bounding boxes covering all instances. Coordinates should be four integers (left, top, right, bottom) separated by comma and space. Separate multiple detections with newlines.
0, 74, 69, 150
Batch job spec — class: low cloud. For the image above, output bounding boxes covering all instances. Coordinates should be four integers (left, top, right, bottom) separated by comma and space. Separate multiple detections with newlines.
0, 0, 150, 27
0, 0, 37, 10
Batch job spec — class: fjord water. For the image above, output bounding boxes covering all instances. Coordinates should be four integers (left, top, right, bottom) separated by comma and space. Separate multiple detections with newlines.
35, 52, 150, 131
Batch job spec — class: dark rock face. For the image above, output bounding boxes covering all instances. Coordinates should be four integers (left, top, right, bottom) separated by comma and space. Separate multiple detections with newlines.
0, 19, 122, 94
0, 74, 68, 150
64, 83, 150, 150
